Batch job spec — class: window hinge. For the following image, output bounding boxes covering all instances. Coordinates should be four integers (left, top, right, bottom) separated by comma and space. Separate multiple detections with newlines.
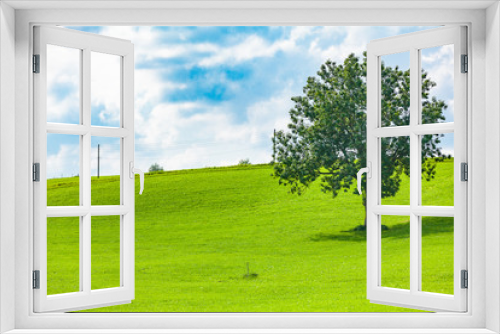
461, 270, 468, 289
461, 162, 468, 181
33, 54, 40, 73
33, 270, 40, 289
461, 54, 468, 73
33, 163, 40, 182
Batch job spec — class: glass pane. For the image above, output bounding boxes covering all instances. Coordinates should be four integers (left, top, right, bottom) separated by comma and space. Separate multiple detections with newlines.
92, 216, 121, 290
47, 133, 80, 206
46, 44, 81, 124
91, 52, 121, 127
421, 45, 454, 124
47, 217, 80, 295
421, 133, 454, 206
421, 216, 454, 294
380, 52, 410, 127
381, 215, 410, 290
91, 137, 121, 205
380, 136, 410, 205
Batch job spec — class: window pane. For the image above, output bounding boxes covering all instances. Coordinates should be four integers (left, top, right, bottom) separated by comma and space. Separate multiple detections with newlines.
380, 136, 410, 205
46, 44, 81, 124
421, 45, 454, 124
91, 137, 121, 205
47, 133, 80, 206
92, 216, 121, 290
380, 52, 410, 127
421, 133, 454, 206
91, 52, 121, 127
421, 216, 454, 294
47, 217, 80, 295
381, 215, 410, 290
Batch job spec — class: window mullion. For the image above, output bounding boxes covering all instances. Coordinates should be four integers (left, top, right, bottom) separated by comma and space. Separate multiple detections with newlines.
82, 48, 92, 294
82, 47, 91, 209
409, 47, 420, 294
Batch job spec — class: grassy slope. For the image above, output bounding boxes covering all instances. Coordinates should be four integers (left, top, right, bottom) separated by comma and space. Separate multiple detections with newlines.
46, 159, 454, 312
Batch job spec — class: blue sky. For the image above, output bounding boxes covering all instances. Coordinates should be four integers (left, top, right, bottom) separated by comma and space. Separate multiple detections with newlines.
45, 26, 454, 178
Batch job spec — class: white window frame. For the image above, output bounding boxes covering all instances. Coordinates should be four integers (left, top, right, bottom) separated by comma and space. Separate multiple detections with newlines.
1, 2, 499, 333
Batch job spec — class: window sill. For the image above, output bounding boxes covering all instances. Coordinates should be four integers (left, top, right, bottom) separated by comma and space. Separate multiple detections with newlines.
3, 329, 497, 334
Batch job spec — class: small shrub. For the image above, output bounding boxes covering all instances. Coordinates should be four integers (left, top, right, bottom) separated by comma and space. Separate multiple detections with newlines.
238, 158, 251, 166
149, 163, 164, 173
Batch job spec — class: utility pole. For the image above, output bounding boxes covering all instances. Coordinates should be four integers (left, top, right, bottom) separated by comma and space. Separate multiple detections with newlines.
97, 144, 100, 178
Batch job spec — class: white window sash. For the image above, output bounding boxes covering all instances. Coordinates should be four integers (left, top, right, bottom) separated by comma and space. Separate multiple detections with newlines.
366, 26, 467, 312
32, 25, 135, 313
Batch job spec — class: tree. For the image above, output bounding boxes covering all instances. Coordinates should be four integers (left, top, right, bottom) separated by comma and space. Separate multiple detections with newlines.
273, 52, 448, 228
149, 163, 164, 173
238, 158, 251, 166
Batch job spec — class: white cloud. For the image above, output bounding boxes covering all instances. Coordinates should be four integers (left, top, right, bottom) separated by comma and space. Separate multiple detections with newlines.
98, 26, 161, 64
422, 45, 454, 85
243, 83, 294, 140
99, 26, 220, 65
46, 44, 80, 123
47, 144, 80, 179
145, 43, 220, 62
445, 99, 454, 121
91, 52, 121, 126
308, 26, 393, 64
421, 44, 454, 122
198, 34, 296, 67
135, 101, 247, 170
133, 69, 188, 138
133, 84, 295, 171
440, 148, 454, 157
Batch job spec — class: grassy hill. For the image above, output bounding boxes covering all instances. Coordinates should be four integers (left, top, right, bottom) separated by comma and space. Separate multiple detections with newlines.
46, 159, 454, 312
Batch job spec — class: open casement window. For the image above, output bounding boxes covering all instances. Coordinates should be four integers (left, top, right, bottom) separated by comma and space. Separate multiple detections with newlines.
33, 26, 140, 312
364, 26, 467, 312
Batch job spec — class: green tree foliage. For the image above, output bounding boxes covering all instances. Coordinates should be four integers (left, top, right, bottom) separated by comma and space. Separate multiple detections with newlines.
273, 53, 448, 226
238, 158, 251, 166
149, 163, 164, 173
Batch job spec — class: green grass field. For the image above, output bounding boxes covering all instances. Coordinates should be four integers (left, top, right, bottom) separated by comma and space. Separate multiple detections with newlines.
46, 159, 454, 312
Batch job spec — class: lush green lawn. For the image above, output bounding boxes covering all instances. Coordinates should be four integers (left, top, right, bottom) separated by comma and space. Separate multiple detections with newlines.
46, 159, 454, 312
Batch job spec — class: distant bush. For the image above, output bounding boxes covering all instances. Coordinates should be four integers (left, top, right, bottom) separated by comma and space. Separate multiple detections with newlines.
149, 163, 164, 173
238, 158, 251, 166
